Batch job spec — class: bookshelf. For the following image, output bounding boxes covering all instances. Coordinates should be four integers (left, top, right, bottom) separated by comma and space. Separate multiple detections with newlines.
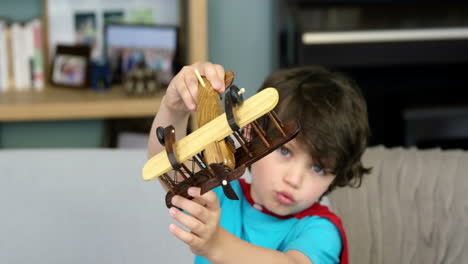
0, 0, 207, 122
0, 86, 163, 121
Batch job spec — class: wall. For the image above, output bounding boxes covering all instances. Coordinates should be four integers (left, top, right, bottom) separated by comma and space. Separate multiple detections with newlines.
0, 0, 40, 21
208, 0, 277, 98
0, 120, 105, 148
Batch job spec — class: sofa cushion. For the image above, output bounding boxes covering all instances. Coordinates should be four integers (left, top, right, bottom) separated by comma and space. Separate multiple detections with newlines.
0, 149, 193, 264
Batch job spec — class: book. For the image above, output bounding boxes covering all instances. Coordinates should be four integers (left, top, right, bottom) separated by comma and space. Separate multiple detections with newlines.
11, 23, 25, 90
23, 21, 34, 90
5, 24, 14, 90
31, 19, 44, 91
0, 21, 7, 92
1, 19, 45, 91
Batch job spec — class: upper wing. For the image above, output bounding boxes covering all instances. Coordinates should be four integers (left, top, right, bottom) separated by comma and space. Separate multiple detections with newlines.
142, 87, 279, 181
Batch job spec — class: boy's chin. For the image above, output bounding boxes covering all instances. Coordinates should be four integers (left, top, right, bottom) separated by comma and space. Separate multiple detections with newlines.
267, 203, 302, 217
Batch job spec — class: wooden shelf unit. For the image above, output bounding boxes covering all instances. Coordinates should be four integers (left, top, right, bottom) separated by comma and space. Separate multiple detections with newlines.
0, 86, 163, 122
0, 0, 207, 123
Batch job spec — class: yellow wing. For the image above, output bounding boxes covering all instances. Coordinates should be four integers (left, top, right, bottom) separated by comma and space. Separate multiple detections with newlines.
142, 87, 279, 181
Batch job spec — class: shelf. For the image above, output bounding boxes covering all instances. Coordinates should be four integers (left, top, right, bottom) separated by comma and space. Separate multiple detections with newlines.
297, 37, 468, 67
0, 0, 206, 123
302, 27, 468, 45
0, 86, 163, 122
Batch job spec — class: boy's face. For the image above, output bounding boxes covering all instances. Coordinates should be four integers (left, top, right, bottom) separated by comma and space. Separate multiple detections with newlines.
250, 139, 336, 216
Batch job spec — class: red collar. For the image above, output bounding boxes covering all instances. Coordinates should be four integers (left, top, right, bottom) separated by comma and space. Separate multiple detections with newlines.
238, 179, 348, 264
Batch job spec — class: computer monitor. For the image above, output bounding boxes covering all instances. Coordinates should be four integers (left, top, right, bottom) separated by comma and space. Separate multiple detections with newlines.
105, 23, 178, 85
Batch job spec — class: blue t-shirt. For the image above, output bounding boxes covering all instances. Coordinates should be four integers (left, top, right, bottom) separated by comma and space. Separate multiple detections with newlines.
194, 179, 342, 264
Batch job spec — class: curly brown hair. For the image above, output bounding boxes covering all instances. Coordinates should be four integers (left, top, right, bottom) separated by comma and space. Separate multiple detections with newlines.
257, 65, 372, 195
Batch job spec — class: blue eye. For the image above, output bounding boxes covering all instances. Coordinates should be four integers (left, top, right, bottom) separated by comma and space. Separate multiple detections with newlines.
279, 147, 291, 157
311, 165, 324, 175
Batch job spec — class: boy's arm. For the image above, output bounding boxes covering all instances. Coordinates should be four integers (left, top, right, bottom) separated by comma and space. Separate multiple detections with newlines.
169, 187, 312, 264
147, 96, 190, 159
205, 228, 312, 264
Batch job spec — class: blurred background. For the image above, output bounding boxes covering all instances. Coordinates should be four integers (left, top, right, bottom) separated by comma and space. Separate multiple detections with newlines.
1, 0, 467, 150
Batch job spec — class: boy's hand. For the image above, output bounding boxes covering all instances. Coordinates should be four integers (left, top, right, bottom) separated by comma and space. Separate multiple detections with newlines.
168, 187, 222, 258
164, 62, 226, 113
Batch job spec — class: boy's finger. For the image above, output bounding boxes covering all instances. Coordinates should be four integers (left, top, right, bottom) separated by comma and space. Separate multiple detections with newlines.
176, 83, 196, 111
187, 186, 201, 197
169, 223, 200, 247
169, 207, 204, 235
204, 65, 223, 92
189, 63, 206, 81
214, 64, 226, 93
184, 71, 199, 104
171, 194, 209, 223
188, 187, 220, 211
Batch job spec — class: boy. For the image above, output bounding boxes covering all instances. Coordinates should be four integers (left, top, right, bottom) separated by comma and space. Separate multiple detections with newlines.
147, 62, 371, 264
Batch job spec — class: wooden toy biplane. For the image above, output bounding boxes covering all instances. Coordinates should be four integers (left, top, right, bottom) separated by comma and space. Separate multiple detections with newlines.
142, 71, 300, 208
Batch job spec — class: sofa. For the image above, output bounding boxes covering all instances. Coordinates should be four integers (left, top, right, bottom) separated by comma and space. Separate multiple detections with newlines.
329, 146, 468, 264
0, 149, 193, 264
1, 146, 467, 263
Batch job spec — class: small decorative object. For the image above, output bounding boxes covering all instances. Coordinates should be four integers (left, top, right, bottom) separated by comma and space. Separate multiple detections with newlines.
50, 44, 91, 88
90, 59, 111, 91
124, 62, 160, 96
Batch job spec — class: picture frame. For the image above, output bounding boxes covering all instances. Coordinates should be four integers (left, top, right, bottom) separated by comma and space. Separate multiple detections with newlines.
50, 44, 91, 88
104, 23, 179, 85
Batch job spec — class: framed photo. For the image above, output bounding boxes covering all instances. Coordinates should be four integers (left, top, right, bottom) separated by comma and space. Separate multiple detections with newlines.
50, 44, 91, 88
105, 23, 178, 85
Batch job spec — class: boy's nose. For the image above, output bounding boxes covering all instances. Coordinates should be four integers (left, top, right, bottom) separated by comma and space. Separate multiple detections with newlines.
283, 166, 303, 189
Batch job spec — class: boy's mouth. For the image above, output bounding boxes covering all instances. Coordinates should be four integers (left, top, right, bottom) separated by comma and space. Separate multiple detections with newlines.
276, 191, 295, 205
